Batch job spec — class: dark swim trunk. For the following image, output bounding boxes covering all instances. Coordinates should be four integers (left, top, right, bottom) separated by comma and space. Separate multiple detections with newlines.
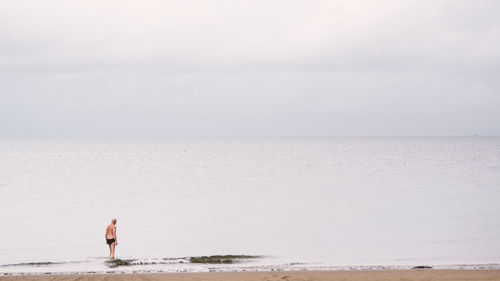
106, 238, 115, 245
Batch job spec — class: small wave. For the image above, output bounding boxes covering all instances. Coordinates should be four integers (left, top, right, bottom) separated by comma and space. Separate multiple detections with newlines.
104, 255, 262, 268
105, 257, 190, 268
1, 262, 66, 267
0, 260, 88, 268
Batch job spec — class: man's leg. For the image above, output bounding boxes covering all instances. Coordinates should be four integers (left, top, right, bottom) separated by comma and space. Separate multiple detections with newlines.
111, 242, 116, 259
108, 243, 113, 259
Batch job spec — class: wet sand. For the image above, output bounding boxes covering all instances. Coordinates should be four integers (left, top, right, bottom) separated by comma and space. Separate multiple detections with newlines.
2, 270, 500, 281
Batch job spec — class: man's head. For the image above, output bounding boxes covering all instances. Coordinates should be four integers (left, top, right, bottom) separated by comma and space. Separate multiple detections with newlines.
112, 218, 117, 225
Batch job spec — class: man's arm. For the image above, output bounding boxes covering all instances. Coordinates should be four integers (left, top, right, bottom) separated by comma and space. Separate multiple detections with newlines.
113, 227, 118, 245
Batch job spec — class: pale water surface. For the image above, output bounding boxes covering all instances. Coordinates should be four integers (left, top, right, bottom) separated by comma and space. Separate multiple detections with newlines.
1, 137, 499, 274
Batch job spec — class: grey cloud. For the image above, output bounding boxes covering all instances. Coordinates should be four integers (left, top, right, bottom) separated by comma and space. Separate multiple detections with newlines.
0, 0, 499, 137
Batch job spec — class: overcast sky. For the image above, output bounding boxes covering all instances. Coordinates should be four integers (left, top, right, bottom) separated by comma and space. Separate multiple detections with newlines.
1, 0, 499, 137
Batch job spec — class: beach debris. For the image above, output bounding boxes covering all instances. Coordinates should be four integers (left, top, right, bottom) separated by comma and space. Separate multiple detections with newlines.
412, 265, 433, 269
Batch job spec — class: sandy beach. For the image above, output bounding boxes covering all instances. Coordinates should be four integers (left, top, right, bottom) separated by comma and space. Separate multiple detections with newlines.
2, 270, 500, 281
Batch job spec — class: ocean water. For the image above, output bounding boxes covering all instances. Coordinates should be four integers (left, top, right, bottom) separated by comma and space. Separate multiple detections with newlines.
0, 137, 499, 275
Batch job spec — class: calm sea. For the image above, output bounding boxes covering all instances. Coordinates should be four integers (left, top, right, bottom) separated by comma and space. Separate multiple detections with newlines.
1, 137, 499, 274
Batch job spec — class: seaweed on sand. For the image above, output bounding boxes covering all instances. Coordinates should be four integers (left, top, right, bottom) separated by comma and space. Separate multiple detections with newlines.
412, 265, 433, 269
106, 259, 134, 268
189, 255, 260, 264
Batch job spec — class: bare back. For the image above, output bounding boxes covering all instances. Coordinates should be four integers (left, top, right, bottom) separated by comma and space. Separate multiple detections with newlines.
106, 224, 116, 239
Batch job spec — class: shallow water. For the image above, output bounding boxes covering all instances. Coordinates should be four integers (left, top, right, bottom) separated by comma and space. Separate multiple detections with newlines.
1, 137, 499, 274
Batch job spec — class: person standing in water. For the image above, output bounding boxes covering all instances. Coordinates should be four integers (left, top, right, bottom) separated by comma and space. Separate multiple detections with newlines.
105, 218, 118, 259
